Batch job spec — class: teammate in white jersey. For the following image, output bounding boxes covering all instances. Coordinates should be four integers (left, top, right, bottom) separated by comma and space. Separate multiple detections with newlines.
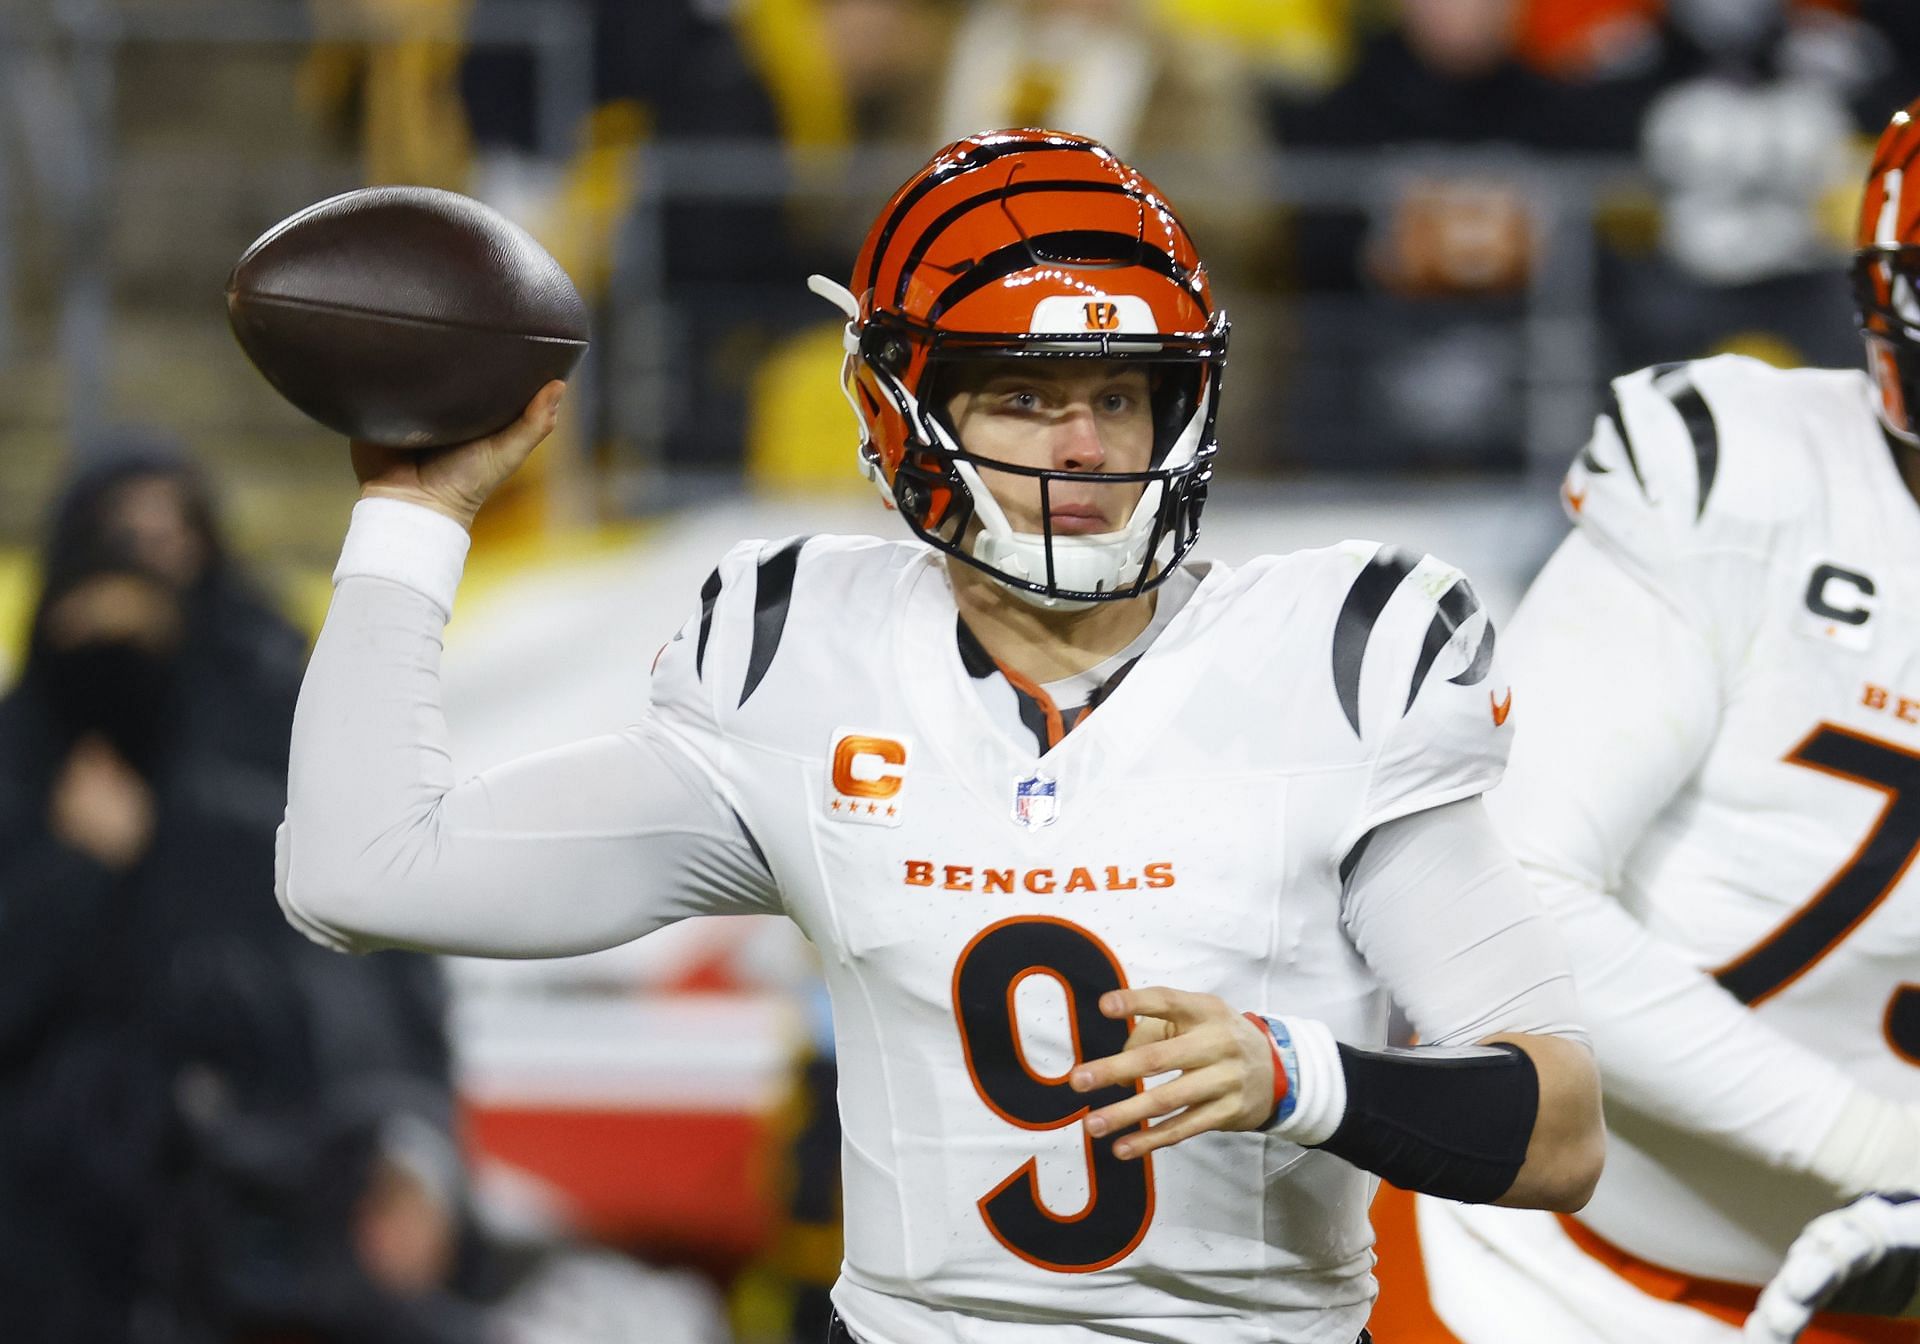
279, 129, 1602, 1344
1416, 100, 1920, 1344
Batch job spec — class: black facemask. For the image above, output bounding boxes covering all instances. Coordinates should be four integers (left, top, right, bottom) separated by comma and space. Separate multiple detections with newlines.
41, 641, 182, 777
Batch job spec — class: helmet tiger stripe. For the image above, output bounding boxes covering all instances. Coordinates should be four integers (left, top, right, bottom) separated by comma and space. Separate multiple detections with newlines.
1854, 99, 1920, 444
808, 128, 1229, 608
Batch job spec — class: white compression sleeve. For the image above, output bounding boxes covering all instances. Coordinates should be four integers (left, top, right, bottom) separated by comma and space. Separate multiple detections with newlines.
277, 499, 779, 958
1256, 800, 1574, 1190
1488, 528, 1902, 1188
1342, 796, 1588, 1049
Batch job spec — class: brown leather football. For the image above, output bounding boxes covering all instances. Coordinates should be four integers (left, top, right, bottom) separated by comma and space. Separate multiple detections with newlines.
226, 186, 589, 449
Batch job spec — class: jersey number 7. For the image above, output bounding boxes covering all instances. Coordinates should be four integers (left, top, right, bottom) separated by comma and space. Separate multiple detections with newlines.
952, 916, 1156, 1272
1714, 723, 1920, 1060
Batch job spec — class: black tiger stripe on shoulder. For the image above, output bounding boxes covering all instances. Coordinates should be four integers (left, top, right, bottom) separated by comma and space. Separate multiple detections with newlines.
694, 567, 723, 681
1594, 386, 1648, 498
739, 537, 811, 707
1405, 579, 1483, 713
1449, 620, 1496, 688
1651, 364, 1720, 520
1333, 546, 1420, 738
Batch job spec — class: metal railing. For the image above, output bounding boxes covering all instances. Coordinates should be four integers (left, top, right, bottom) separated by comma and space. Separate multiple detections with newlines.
0, 0, 593, 451
0, 7, 1853, 486
603, 141, 1663, 489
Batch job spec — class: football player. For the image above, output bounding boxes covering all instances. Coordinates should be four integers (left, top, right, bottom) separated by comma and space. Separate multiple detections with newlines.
278, 130, 1602, 1343
1747, 1193, 1920, 1343
1414, 99, 1920, 1344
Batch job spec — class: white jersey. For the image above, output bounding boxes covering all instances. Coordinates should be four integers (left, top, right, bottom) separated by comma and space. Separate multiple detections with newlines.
279, 504, 1580, 1344
1484, 354, 1920, 1288
667, 535, 1511, 1341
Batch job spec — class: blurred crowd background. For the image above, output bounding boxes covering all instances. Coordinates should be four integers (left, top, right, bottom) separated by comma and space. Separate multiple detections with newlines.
2, 0, 1918, 1341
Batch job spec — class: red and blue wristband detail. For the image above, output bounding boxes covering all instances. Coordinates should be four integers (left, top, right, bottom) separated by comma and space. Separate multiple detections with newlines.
1244, 1011, 1300, 1129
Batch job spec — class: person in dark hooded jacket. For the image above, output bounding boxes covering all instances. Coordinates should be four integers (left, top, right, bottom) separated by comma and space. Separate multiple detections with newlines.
0, 553, 191, 1343
38, 429, 308, 784
0, 433, 459, 1343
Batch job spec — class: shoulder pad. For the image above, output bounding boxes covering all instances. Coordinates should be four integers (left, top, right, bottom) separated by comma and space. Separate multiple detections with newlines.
1329, 543, 1498, 745
1325, 543, 1511, 853
650, 536, 813, 726
671, 533, 922, 719
706, 534, 813, 711
1568, 355, 1814, 554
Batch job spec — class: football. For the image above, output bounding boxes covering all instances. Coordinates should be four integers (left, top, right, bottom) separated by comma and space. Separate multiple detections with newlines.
226, 186, 589, 449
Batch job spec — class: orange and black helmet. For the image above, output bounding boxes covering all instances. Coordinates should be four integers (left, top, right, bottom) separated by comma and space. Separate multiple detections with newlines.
810, 129, 1229, 605
1855, 97, 1920, 444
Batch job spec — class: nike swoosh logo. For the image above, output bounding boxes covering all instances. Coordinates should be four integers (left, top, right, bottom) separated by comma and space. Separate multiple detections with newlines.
1490, 689, 1513, 726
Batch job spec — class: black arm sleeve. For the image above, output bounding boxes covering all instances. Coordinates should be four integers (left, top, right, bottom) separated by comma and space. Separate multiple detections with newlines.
1317, 1042, 1539, 1204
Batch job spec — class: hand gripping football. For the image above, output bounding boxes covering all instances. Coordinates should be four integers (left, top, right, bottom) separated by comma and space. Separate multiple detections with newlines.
226, 186, 589, 449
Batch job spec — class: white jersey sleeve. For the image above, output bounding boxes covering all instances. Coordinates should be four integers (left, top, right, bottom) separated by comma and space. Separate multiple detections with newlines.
276, 500, 779, 958
1343, 796, 1587, 1049
1335, 545, 1512, 857
1491, 361, 1883, 1174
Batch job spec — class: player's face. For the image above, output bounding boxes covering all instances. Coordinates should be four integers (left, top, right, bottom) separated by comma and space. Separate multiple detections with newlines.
942, 360, 1155, 536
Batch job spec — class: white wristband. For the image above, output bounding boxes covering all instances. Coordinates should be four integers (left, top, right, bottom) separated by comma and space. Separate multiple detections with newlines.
333, 497, 473, 620
1267, 1015, 1348, 1147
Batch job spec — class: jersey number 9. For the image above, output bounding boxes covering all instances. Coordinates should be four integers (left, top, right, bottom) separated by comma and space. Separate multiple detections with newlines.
952, 916, 1156, 1272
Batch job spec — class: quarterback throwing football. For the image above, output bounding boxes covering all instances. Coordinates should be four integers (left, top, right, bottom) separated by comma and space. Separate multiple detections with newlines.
279, 131, 1602, 1343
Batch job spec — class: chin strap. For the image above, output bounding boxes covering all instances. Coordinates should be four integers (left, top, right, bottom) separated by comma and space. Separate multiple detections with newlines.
952, 380, 1211, 609
953, 448, 1149, 611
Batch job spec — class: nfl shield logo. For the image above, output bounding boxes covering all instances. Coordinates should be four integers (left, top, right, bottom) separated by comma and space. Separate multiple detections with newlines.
1012, 773, 1059, 830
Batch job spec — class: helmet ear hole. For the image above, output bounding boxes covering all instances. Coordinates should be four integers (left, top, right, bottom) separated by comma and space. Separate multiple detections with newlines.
860, 324, 912, 377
